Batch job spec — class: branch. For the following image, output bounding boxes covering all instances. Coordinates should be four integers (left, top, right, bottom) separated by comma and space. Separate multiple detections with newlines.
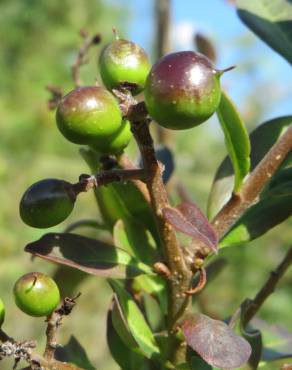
130, 116, 192, 328
71, 29, 101, 88
44, 294, 80, 361
72, 168, 147, 195
242, 247, 292, 326
212, 124, 292, 239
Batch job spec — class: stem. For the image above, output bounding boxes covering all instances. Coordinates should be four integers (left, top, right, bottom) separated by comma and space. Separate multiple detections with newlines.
130, 119, 192, 332
242, 246, 292, 326
71, 30, 101, 88
72, 168, 147, 195
212, 124, 292, 239
43, 312, 59, 361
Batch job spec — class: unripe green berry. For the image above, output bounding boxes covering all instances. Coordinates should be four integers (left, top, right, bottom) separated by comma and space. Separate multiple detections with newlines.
56, 86, 123, 145
13, 272, 60, 317
20, 178, 75, 228
99, 39, 151, 95
144, 51, 222, 130
0, 298, 5, 327
90, 119, 132, 155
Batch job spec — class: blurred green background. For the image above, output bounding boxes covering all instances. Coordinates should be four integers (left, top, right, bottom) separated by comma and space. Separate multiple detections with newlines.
0, 0, 291, 369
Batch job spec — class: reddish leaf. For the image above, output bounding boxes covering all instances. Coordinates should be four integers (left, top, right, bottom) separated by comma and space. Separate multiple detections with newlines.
25, 233, 153, 279
162, 202, 218, 252
181, 313, 251, 369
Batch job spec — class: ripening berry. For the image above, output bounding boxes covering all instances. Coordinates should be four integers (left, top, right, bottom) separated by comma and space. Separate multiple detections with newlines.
56, 86, 123, 145
13, 272, 60, 317
99, 39, 151, 95
144, 51, 223, 130
20, 178, 75, 228
90, 119, 132, 155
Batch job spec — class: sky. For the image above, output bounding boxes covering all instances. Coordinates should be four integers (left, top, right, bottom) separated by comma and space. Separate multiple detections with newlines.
108, 0, 292, 125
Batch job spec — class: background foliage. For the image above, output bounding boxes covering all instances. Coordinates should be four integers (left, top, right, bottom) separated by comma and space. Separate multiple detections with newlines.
0, 0, 291, 369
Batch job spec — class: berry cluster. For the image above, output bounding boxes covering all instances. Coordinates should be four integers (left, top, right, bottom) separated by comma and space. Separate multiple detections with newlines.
11, 36, 226, 318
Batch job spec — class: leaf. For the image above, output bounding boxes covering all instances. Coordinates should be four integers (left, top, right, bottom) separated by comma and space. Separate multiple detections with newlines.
216, 90, 251, 192
80, 148, 159, 243
25, 233, 153, 279
162, 202, 218, 252
64, 219, 106, 233
54, 336, 95, 370
154, 145, 175, 184
208, 116, 292, 219
111, 294, 139, 350
181, 313, 251, 369
109, 279, 160, 359
220, 191, 292, 247
106, 305, 145, 370
236, 0, 292, 64
142, 292, 165, 332
113, 219, 158, 266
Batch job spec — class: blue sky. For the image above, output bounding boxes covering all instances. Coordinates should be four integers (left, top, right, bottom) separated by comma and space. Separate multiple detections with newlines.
108, 0, 291, 124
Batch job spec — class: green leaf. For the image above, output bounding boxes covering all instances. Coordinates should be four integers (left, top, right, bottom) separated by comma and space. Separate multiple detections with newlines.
80, 148, 159, 243
109, 279, 160, 359
54, 336, 95, 370
236, 0, 292, 64
111, 294, 140, 350
106, 306, 146, 370
25, 233, 153, 279
142, 292, 165, 332
208, 116, 292, 219
220, 190, 292, 247
113, 219, 158, 266
216, 90, 251, 192
133, 274, 168, 315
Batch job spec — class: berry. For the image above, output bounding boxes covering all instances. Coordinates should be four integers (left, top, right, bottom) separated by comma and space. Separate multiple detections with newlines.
0, 298, 5, 327
90, 119, 132, 154
13, 272, 60, 317
99, 39, 151, 95
20, 178, 75, 228
56, 86, 123, 145
144, 51, 222, 130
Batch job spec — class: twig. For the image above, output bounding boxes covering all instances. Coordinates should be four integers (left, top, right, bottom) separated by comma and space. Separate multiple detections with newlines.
72, 168, 147, 195
242, 246, 292, 327
44, 295, 80, 361
71, 29, 101, 88
212, 124, 292, 239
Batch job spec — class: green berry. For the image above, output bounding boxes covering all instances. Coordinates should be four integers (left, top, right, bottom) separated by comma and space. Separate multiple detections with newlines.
144, 51, 222, 130
0, 298, 5, 327
90, 119, 132, 155
56, 86, 123, 145
20, 178, 75, 228
99, 39, 151, 95
13, 272, 60, 317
